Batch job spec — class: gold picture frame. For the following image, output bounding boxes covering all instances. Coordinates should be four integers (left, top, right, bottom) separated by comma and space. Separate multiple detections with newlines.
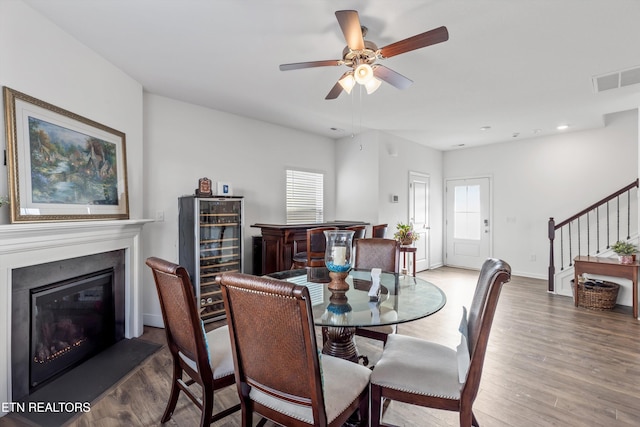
3, 87, 129, 222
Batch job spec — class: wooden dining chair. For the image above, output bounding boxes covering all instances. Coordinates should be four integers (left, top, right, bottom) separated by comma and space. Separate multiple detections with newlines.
347, 226, 367, 274
371, 224, 388, 238
370, 258, 511, 427
346, 225, 366, 241
217, 272, 371, 426
353, 238, 401, 345
291, 226, 338, 269
145, 257, 240, 426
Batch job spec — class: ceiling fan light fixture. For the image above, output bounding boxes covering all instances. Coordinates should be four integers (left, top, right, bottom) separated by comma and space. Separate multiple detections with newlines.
365, 77, 382, 94
279, 10, 449, 100
354, 63, 374, 84
339, 73, 356, 94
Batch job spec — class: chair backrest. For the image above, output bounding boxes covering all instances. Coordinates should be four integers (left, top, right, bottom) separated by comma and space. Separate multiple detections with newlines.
462, 258, 511, 403
307, 226, 338, 267
145, 257, 212, 382
354, 238, 400, 273
217, 272, 329, 425
346, 225, 366, 240
371, 224, 388, 238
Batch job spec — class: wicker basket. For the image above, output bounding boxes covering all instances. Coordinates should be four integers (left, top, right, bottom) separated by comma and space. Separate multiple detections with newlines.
573, 279, 620, 311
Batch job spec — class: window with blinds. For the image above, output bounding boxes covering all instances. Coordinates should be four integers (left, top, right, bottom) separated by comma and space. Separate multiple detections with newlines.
286, 169, 324, 224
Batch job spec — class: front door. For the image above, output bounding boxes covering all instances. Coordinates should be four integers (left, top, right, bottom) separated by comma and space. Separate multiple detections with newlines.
445, 177, 491, 269
409, 172, 430, 272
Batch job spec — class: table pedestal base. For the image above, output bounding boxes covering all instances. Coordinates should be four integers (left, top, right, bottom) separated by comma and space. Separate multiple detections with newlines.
321, 325, 369, 365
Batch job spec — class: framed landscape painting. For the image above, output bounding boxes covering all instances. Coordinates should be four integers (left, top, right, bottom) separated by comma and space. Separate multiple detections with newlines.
3, 87, 129, 222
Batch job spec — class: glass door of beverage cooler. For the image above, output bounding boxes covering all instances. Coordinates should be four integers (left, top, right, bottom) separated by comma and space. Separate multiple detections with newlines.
197, 198, 243, 322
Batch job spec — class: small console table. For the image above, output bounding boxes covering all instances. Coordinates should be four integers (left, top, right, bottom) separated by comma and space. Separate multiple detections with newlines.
400, 245, 417, 277
574, 256, 639, 318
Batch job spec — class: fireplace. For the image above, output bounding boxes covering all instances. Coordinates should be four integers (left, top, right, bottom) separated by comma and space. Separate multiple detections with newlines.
0, 219, 148, 417
30, 269, 119, 391
12, 251, 126, 401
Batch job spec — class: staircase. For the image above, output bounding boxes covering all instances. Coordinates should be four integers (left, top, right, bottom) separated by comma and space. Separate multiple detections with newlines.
548, 179, 639, 293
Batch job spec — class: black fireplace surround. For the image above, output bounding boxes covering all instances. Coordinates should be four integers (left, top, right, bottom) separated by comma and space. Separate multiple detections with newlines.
11, 251, 125, 401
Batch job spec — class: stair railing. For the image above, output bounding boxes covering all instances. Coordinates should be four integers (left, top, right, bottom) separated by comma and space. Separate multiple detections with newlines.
548, 179, 639, 291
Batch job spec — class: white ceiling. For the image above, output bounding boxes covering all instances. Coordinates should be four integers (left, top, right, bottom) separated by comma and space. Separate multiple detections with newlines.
23, 0, 640, 151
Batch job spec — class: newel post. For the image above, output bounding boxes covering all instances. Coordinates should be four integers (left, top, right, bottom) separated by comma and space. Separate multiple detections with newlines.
548, 217, 555, 292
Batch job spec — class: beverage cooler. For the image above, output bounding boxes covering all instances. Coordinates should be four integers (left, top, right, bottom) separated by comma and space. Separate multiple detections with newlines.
179, 196, 244, 322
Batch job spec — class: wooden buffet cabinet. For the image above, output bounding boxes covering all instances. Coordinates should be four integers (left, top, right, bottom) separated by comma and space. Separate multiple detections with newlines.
251, 221, 368, 274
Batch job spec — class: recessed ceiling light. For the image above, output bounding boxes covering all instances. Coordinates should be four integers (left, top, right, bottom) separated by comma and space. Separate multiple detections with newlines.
480, 126, 491, 131
557, 124, 570, 130
512, 132, 520, 138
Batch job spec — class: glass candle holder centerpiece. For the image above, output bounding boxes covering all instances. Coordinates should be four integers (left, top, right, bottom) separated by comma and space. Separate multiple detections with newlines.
324, 230, 354, 291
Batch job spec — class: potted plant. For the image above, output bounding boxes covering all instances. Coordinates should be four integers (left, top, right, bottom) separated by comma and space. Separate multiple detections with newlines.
611, 240, 637, 264
393, 222, 419, 246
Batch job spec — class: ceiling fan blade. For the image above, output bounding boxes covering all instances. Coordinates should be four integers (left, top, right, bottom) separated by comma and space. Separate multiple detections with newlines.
325, 80, 344, 100
279, 60, 342, 71
335, 10, 365, 51
373, 65, 413, 90
379, 26, 449, 58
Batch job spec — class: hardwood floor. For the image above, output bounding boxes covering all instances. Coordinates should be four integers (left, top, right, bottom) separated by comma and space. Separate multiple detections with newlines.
3, 266, 640, 426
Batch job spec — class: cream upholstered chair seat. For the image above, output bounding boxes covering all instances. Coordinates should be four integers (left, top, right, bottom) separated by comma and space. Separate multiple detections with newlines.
178, 326, 235, 381
248, 354, 371, 424
371, 334, 462, 400
360, 307, 398, 336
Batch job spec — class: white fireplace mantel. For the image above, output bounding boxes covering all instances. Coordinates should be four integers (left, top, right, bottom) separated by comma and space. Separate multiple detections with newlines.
0, 219, 152, 415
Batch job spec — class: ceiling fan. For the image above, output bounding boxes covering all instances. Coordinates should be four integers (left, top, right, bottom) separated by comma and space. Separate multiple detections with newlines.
279, 10, 449, 100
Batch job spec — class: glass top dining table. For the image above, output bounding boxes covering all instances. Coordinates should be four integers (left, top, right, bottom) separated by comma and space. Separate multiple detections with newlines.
267, 268, 447, 362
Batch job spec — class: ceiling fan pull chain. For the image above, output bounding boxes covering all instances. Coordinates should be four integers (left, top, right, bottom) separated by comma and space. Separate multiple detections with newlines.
359, 84, 363, 135
352, 85, 359, 137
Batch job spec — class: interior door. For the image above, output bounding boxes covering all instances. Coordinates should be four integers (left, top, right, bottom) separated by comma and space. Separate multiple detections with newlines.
409, 172, 430, 272
445, 177, 491, 269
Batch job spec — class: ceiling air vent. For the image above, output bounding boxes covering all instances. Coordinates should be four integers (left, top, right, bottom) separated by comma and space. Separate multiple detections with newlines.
593, 65, 640, 92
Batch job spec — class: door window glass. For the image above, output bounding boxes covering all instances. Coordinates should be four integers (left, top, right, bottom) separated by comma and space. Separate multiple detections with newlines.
454, 185, 481, 240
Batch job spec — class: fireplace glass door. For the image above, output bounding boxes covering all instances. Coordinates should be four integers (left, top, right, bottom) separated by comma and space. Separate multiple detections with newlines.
30, 269, 115, 390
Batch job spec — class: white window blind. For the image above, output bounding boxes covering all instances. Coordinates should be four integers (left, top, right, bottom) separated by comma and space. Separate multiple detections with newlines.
286, 169, 324, 224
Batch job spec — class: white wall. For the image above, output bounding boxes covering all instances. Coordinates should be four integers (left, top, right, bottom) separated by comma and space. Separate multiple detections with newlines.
335, 131, 380, 224
378, 133, 445, 268
0, 0, 144, 224
335, 130, 445, 268
142, 93, 337, 326
444, 109, 639, 278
